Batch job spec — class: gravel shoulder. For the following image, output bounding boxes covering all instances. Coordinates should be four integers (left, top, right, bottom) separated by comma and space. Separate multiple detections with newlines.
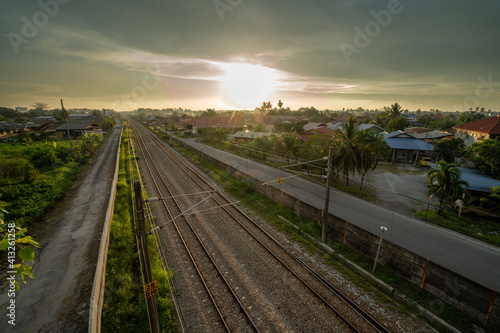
0, 128, 120, 332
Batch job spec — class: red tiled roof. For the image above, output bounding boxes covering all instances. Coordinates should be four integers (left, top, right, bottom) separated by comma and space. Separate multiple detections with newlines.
453, 116, 500, 134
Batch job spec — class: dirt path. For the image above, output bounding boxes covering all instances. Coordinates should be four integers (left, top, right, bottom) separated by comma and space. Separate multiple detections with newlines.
0, 127, 120, 332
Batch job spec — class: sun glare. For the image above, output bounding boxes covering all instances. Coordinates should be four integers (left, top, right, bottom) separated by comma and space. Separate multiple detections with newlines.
221, 63, 274, 108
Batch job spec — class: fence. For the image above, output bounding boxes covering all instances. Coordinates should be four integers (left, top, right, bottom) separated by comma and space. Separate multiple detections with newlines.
174, 136, 499, 331
88, 127, 122, 333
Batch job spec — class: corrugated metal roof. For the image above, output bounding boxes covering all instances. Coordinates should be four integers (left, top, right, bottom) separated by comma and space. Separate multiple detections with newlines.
384, 137, 434, 150
429, 163, 500, 193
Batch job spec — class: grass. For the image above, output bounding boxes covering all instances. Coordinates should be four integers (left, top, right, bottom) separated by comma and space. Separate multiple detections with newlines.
102, 126, 176, 332
415, 208, 500, 246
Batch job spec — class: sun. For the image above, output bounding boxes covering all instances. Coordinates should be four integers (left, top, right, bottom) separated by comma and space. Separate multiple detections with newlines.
221, 63, 274, 108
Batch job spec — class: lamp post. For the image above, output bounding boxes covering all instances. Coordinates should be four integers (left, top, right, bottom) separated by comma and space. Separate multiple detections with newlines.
322, 146, 333, 243
372, 226, 388, 274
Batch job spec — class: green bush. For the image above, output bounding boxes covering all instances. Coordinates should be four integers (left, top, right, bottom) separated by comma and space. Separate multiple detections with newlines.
0, 157, 38, 184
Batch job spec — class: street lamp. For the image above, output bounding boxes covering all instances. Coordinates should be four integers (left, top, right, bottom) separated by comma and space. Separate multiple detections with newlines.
372, 226, 388, 274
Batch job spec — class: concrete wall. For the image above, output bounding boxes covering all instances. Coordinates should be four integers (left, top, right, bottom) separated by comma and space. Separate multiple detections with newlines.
174, 137, 499, 331
89, 127, 122, 333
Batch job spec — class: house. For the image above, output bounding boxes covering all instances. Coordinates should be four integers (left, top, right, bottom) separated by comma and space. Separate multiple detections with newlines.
358, 124, 385, 133
303, 123, 327, 131
228, 131, 273, 142
0, 122, 29, 139
406, 113, 418, 123
147, 116, 165, 127
453, 116, 500, 147
383, 131, 435, 164
55, 120, 102, 138
405, 127, 453, 143
177, 116, 244, 132
429, 163, 500, 197
29, 122, 58, 135
298, 127, 336, 143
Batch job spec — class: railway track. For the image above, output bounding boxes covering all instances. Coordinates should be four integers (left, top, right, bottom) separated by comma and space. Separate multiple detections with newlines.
131, 120, 391, 332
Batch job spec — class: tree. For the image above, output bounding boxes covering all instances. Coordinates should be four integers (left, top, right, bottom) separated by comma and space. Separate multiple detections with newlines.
466, 139, 500, 179
201, 108, 217, 117
457, 111, 485, 125
333, 115, 359, 186
277, 133, 301, 163
260, 101, 272, 114
277, 100, 283, 110
31, 102, 49, 111
60, 99, 73, 146
427, 161, 470, 215
387, 103, 403, 119
0, 206, 40, 290
433, 138, 465, 164
251, 135, 276, 161
386, 116, 410, 132
356, 130, 390, 189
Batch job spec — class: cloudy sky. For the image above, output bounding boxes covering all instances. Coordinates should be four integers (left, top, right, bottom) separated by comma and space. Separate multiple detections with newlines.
1, 0, 499, 111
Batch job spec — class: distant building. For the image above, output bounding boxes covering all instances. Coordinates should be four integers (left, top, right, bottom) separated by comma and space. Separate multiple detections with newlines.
228, 131, 273, 142
405, 127, 453, 143
15, 107, 28, 113
298, 127, 336, 143
0, 122, 29, 139
453, 116, 500, 147
383, 130, 435, 164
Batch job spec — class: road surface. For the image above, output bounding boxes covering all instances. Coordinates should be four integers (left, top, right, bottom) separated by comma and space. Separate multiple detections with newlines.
180, 137, 500, 292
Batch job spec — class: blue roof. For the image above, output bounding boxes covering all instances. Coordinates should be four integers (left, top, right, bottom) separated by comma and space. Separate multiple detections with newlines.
384, 137, 434, 151
429, 163, 500, 193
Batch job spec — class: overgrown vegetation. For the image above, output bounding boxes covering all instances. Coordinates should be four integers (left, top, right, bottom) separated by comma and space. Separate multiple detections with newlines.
102, 125, 176, 332
0, 134, 104, 229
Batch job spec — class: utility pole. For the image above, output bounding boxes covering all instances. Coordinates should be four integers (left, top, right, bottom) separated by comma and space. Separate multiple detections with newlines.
60, 99, 72, 146
322, 146, 333, 243
134, 181, 160, 333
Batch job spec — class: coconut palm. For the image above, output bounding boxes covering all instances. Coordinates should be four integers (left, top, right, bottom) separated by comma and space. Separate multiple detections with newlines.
387, 103, 403, 119
278, 132, 301, 164
427, 161, 469, 215
333, 115, 359, 186
356, 130, 390, 190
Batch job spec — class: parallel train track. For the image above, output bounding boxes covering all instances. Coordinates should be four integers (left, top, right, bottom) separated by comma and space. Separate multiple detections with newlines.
131, 120, 391, 333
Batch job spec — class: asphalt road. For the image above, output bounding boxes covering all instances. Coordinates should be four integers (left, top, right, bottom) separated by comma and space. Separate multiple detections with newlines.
181, 138, 500, 292
0, 127, 121, 332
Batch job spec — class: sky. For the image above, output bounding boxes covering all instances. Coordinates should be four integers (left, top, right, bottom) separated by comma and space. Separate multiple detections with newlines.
1, 0, 499, 112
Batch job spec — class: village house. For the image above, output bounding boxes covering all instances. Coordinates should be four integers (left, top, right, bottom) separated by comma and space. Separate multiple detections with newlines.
453, 116, 500, 147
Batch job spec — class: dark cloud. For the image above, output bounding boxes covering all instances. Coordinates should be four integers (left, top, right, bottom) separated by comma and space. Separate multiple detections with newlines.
1, 0, 499, 110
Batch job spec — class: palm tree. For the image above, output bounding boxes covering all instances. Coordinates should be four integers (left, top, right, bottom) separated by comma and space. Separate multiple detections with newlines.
278, 132, 301, 164
427, 161, 469, 215
387, 103, 403, 119
356, 130, 390, 190
333, 115, 359, 186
